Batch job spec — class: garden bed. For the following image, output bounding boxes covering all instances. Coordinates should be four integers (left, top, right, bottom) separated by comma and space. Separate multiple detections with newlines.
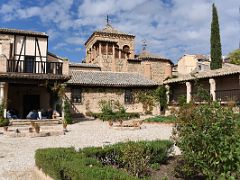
35, 140, 173, 179
144, 116, 176, 124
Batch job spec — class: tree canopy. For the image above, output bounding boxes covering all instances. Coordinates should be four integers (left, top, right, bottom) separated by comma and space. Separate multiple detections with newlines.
228, 49, 240, 65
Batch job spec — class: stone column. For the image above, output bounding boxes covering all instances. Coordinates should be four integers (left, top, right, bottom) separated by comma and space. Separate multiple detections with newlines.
186, 81, 192, 103
209, 78, 216, 101
99, 42, 101, 55
0, 82, 5, 105
106, 43, 108, 56
0, 82, 6, 118
112, 44, 116, 71
165, 84, 170, 104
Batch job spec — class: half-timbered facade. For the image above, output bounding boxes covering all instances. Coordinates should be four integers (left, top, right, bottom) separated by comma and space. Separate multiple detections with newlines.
0, 28, 70, 118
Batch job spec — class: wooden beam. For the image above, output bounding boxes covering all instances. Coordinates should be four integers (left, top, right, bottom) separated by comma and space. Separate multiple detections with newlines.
15, 36, 26, 72
36, 38, 45, 73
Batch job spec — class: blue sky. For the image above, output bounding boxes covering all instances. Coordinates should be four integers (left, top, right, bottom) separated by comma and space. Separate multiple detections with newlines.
0, 0, 239, 63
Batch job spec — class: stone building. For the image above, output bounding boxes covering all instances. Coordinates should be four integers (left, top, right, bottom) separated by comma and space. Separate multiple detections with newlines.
176, 54, 210, 75
85, 22, 173, 84
164, 63, 240, 105
65, 22, 173, 116
0, 24, 173, 118
0, 28, 70, 118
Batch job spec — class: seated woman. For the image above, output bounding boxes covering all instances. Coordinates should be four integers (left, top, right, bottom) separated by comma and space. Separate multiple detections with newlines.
52, 110, 60, 119
26, 110, 38, 119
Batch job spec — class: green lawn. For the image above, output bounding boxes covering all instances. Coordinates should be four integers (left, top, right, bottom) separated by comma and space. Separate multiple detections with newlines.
144, 116, 176, 123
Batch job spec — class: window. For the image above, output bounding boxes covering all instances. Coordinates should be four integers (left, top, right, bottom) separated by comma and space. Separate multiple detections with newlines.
24, 56, 35, 73
124, 90, 134, 104
115, 45, 119, 59
108, 44, 113, 55
71, 88, 82, 103
101, 43, 106, 55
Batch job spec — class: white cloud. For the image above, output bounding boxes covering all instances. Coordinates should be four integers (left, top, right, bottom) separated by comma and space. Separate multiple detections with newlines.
0, 0, 239, 63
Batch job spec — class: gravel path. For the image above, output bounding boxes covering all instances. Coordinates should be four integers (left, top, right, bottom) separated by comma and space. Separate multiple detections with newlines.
0, 120, 179, 180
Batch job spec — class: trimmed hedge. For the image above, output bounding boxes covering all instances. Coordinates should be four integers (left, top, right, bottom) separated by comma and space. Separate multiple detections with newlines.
88, 112, 140, 121
35, 147, 137, 180
0, 118, 9, 127
82, 140, 173, 165
144, 116, 176, 123
35, 140, 173, 180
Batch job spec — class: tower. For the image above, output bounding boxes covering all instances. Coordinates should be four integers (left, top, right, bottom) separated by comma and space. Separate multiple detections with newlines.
84, 16, 135, 72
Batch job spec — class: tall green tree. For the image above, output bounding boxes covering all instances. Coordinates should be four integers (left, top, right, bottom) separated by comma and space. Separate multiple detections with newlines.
210, 3, 222, 70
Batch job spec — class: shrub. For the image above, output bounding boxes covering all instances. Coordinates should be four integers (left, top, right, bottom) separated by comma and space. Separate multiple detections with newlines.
91, 100, 140, 121
173, 102, 240, 179
120, 142, 150, 177
64, 101, 72, 124
144, 116, 176, 123
0, 118, 9, 127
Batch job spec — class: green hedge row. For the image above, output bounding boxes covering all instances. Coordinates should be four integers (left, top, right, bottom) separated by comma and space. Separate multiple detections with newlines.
82, 140, 173, 165
35, 140, 173, 180
35, 147, 137, 180
0, 118, 9, 127
144, 116, 176, 123
87, 111, 140, 121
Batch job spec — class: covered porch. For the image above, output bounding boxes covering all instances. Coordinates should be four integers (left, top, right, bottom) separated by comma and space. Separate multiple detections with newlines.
0, 73, 70, 119
165, 70, 240, 105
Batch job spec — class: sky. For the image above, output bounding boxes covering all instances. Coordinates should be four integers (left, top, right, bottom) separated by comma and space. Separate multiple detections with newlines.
0, 0, 239, 64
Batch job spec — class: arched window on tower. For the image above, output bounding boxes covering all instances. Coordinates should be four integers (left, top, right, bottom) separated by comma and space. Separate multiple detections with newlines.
123, 45, 130, 58
108, 43, 113, 55
115, 45, 119, 59
101, 42, 107, 55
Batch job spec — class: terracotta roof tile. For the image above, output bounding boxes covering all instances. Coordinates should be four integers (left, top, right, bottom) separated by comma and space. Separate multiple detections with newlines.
0, 28, 48, 37
67, 70, 157, 87
164, 63, 240, 84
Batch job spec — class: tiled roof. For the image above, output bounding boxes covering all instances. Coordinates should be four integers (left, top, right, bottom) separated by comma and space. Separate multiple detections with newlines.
0, 73, 70, 81
47, 52, 65, 60
85, 24, 135, 45
134, 51, 173, 64
164, 63, 240, 84
69, 63, 100, 68
138, 51, 168, 60
67, 70, 158, 87
0, 28, 48, 37
96, 24, 134, 37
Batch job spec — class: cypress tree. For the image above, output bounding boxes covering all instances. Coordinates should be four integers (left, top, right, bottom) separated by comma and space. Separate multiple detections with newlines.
210, 3, 222, 70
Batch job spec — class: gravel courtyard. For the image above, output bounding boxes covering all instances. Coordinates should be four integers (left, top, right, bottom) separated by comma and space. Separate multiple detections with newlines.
0, 120, 179, 180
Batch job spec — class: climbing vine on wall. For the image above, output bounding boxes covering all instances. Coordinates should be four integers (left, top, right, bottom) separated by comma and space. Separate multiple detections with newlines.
136, 90, 156, 114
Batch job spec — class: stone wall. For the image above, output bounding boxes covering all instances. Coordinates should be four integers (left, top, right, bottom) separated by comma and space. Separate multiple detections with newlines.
65, 87, 159, 115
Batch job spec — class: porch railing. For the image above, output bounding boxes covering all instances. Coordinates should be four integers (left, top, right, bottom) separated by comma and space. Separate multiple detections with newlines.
7, 59, 63, 75
215, 89, 240, 102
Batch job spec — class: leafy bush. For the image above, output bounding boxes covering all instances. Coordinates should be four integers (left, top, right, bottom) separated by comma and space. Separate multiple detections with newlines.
35, 140, 173, 179
173, 102, 240, 179
120, 142, 150, 177
89, 100, 140, 121
64, 101, 72, 124
144, 116, 176, 123
0, 118, 9, 127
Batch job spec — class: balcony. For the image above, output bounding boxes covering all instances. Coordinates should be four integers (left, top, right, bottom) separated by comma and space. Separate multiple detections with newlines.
7, 59, 63, 75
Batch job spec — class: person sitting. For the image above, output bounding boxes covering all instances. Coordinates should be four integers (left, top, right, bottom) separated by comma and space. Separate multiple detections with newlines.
26, 110, 38, 119
52, 110, 60, 119
47, 108, 53, 119
41, 109, 47, 119
37, 109, 42, 120
6, 109, 18, 119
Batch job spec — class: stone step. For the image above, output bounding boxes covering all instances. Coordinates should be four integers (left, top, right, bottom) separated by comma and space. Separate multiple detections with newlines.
9, 119, 62, 126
